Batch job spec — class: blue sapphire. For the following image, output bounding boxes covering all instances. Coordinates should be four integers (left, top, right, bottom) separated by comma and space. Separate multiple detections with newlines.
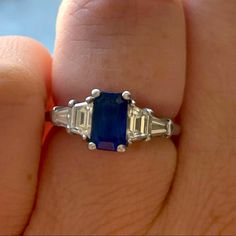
89, 92, 128, 151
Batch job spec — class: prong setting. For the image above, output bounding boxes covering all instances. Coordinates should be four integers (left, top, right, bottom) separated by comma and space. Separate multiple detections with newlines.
145, 134, 151, 142
68, 99, 78, 107
131, 99, 136, 106
144, 108, 154, 115
122, 91, 131, 101
91, 89, 101, 98
85, 96, 94, 103
128, 139, 133, 144
117, 144, 126, 152
88, 142, 96, 150
66, 126, 72, 134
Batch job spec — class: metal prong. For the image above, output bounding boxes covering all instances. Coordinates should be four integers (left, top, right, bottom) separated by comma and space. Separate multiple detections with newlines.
128, 139, 133, 144
68, 99, 78, 107
91, 89, 101, 98
85, 96, 94, 103
122, 91, 131, 100
66, 125, 73, 135
88, 142, 96, 150
131, 99, 136, 106
144, 108, 154, 115
117, 144, 126, 152
145, 134, 151, 142
165, 119, 178, 138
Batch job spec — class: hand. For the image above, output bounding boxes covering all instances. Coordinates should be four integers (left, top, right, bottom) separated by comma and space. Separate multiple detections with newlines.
1, 0, 235, 235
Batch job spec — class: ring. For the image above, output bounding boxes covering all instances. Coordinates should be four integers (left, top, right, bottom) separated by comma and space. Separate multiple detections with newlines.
47, 89, 180, 152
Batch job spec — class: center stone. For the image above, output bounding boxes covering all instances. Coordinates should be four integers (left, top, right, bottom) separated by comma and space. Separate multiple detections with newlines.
89, 92, 128, 151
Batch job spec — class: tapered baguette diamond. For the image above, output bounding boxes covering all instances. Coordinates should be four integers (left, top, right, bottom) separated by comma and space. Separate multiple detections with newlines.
71, 102, 93, 138
51, 106, 71, 128
127, 105, 150, 141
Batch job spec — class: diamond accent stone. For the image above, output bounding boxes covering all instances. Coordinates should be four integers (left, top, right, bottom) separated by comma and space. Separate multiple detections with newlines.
127, 105, 151, 142
151, 117, 171, 137
71, 102, 93, 138
51, 106, 71, 128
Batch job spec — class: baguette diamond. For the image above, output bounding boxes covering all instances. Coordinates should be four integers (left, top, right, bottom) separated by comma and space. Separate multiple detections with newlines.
127, 105, 151, 142
71, 102, 93, 138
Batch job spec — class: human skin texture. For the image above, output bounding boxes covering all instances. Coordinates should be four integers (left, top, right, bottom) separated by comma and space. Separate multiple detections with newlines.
0, 0, 235, 235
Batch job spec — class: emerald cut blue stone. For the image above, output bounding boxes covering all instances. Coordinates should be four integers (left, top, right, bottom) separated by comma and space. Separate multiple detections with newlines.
89, 92, 128, 151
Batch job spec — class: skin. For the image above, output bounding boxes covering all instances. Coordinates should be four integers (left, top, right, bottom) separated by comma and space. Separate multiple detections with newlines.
0, 0, 235, 235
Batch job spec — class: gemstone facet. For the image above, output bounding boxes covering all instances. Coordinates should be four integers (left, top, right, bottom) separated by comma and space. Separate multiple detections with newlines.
71, 102, 93, 138
89, 92, 128, 151
127, 105, 151, 142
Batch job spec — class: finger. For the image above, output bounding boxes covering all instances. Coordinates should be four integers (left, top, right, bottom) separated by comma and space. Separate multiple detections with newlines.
150, 0, 236, 234
54, 0, 186, 117
26, 0, 186, 234
0, 36, 51, 235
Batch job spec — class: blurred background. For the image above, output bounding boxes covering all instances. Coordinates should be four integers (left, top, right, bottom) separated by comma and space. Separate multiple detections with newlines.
0, 0, 62, 53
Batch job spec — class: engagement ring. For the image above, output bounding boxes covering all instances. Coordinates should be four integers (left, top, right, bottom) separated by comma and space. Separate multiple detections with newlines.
48, 89, 180, 152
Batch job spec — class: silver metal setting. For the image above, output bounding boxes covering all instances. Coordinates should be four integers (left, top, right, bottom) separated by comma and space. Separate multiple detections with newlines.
117, 144, 126, 152
122, 91, 132, 101
49, 89, 180, 152
88, 142, 96, 150
91, 89, 101, 98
